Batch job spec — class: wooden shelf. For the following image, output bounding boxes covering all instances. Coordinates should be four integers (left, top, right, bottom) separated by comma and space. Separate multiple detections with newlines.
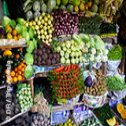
0, 109, 30, 126
0, 44, 27, 50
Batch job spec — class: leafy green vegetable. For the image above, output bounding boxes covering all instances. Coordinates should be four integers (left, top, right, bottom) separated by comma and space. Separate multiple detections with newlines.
106, 74, 126, 91
16, 18, 25, 25
26, 41, 35, 53
2, 16, 11, 27
108, 45, 122, 60
15, 24, 22, 34
24, 53, 34, 65
24, 65, 34, 79
29, 27, 35, 39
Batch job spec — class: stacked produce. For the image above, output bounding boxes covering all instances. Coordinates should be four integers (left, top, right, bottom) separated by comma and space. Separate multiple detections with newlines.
49, 64, 83, 100
10, 61, 26, 83
31, 113, 51, 126
52, 37, 84, 64
80, 116, 101, 126
79, 15, 103, 35
52, 10, 79, 36
98, 0, 123, 22
34, 43, 60, 66
16, 83, 33, 112
32, 93, 50, 117
75, 34, 108, 63
26, 13, 54, 44
106, 74, 126, 91
84, 71, 107, 96
23, 0, 94, 15
108, 45, 122, 61
58, 119, 76, 126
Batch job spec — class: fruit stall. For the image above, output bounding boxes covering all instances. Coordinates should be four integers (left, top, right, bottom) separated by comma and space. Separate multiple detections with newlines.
0, 0, 126, 126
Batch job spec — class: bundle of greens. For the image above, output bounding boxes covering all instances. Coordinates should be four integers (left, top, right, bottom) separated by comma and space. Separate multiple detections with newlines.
106, 74, 126, 91
79, 15, 103, 35
108, 45, 123, 61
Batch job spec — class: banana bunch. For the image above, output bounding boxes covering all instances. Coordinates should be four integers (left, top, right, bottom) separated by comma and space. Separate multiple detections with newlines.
99, 0, 123, 16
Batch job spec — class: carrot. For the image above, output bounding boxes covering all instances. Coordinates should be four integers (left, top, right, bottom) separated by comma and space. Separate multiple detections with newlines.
55, 66, 64, 72
64, 65, 68, 72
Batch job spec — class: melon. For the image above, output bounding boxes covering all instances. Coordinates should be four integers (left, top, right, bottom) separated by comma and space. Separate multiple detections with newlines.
33, 1, 41, 11
56, 0, 61, 6
41, 3, 47, 12
67, 5, 74, 12
60, 5, 66, 10
73, 0, 80, 6
94, 0, 99, 5
47, 0, 56, 13
91, 4, 98, 13
62, 0, 68, 5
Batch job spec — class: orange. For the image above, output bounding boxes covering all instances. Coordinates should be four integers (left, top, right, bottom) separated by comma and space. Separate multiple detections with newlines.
17, 75, 22, 81
12, 29, 17, 36
18, 71, 22, 75
17, 34, 22, 40
13, 77, 18, 82
14, 67, 18, 72
10, 71, 15, 77
13, 36, 18, 41
19, 47, 22, 52
18, 65, 22, 70
15, 73, 19, 77
21, 67, 25, 72
16, 54, 20, 59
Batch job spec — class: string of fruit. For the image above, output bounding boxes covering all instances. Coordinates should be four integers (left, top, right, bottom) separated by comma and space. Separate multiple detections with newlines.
48, 64, 84, 100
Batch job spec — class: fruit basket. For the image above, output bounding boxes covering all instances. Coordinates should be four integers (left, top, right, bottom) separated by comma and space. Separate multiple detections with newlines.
83, 91, 108, 108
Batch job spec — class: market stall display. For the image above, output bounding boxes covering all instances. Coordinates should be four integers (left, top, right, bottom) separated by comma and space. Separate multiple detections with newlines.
0, 0, 126, 125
